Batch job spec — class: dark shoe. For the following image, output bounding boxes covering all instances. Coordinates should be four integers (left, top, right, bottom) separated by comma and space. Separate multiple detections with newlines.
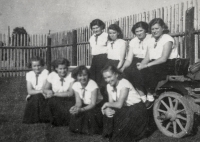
145, 100, 154, 109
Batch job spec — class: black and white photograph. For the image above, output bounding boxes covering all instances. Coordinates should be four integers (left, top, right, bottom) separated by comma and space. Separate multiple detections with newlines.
0, 0, 200, 141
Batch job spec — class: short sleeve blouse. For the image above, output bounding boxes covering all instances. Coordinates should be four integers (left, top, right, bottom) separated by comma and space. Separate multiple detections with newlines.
107, 79, 141, 106
129, 34, 151, 59
47, 71, 74, 93
147, 34, 179, 60
26, 69, 49, 91
89, 32, 108, 55
72, 79, 99, 104
107, 39, 126, 60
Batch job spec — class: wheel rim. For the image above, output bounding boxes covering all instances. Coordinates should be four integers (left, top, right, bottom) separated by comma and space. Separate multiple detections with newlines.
154, 94, 192, 138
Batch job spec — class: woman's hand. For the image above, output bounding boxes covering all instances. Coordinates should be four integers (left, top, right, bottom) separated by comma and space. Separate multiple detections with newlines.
101, 103, 108, 114
70, 106, 81, 115
26, 94, 31, 101
137, 62, 147, 70
46, 90, 54, 98
104, 108, 115, 117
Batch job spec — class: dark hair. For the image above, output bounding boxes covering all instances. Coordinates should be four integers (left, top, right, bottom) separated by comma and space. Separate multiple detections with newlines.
149, 18, 169, 34
72, 65, 90, 80
27, 56, 45, 68
131, 21, 149, 34
108, 24, 123, 40
51, 58, 70, 70
101, 65, 122, 80
90, 19, 105, 30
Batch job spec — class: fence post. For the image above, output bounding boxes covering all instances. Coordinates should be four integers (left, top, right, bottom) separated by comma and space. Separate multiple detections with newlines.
72, 30, 77, 66
185, 7, 195, 65
47, 35, 51, 72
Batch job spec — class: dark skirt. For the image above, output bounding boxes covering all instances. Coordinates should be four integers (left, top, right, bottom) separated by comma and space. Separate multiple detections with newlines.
23, 93, 51, 124
106, 59, 119, 68
123, 57, 146, 94
102, 102, 148, 142
69, 101, 104, 135
140, 59, 176, 93
90, 54, 107, 87
48, 96, 75, 126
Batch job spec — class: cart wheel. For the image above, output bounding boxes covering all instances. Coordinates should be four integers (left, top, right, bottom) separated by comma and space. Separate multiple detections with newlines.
153, 91, 194, 138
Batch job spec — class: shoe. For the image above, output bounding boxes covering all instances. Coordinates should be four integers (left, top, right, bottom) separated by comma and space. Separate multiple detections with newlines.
145, 100, 154, 109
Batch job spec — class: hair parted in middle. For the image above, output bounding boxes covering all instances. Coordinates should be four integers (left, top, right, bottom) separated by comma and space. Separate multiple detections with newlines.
101, 65, 122, 79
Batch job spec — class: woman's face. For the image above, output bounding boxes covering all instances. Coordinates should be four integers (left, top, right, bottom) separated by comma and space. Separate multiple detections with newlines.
56, 64, 68, 78
135, 27, 146, 40
108, 29, 118, 41
103, 70, 118, 86
32, 61, 42, 74
77, 70, 89, 86
151, 23, 164, 39
92, 25, 103, 36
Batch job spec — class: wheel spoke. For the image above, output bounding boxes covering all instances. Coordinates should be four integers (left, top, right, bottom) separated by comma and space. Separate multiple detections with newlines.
158, 109, 167, 113
177, 114, 187, 121
176, 119, 185, 132
168, 97, 173, 109
166, 122, 172, 130
176, 109, 185, 114
173, 121, 177, 134
161, 100, 170, 110
174, 99, 178, 110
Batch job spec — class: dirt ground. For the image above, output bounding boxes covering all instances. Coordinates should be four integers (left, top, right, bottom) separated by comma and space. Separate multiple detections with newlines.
0, 77, 200, 142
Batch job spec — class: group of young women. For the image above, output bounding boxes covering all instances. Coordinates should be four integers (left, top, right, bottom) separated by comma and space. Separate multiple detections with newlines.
23, 17, 179, 142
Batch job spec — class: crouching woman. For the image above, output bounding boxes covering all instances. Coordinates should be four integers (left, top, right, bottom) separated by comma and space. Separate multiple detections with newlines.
101, 65, 148, 142
44, 58, 75, 126
69, 65, 103, 135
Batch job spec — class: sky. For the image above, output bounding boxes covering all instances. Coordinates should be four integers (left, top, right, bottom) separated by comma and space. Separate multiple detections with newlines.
0, 0, 187, 34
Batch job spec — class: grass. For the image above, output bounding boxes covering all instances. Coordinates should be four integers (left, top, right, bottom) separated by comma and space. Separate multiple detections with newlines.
0, 77, 200, 142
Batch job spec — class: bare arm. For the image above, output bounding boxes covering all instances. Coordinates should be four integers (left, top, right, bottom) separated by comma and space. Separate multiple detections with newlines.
80, 89, 98, 112
102, 87, 129, 109
26, 81, 43, 95
117, 41, 127, 69
147, 41, 173, 67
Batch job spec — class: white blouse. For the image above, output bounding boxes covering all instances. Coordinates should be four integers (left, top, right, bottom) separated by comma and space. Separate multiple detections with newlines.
47, 71, 74, 93
89, 32, 108, 55
107, 79, 141, 106
129, 34, 151, 59
147, 34, 179, 60
72, 79, 101, 105
107, 39, 126, 60
26, 69, 49, 91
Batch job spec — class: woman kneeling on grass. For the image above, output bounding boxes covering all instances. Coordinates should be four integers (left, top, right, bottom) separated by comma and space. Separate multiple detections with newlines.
101, 65, 148, 142
69, 65, 103, 134
23, 56, 51, 124
44, 58, 75, 126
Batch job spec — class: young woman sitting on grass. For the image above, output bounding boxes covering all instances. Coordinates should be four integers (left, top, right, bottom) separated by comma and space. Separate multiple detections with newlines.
23, 56, 51, 124
101, 65, 148, 142
44, 58, 75, 126
69, 65, 103, 135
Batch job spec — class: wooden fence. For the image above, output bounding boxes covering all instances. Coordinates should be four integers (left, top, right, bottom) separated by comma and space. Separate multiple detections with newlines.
0, 0, 200, 77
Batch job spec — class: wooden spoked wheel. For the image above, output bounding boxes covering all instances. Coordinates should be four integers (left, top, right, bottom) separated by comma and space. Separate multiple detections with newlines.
153, 92, 194, 138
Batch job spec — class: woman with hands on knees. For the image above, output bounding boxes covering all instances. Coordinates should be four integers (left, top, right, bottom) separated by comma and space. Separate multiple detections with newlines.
44, 58, 75, 126
69, 65, 103, 135
106, 24, 127, 69
120, 21, 151, 107
137, 18, 179, 108
23, 56, 51, 124
101, 65, 148, 142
